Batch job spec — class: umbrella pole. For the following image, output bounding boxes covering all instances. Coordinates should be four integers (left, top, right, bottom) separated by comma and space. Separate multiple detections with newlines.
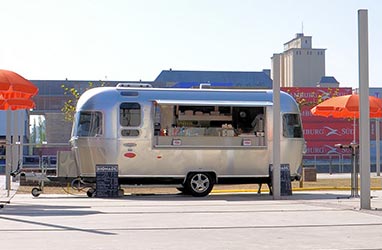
350, 114, 359, 197
353, 116, 356, 143
351, 147, 355, 197
376, 119, 380, 176
5, 110, 12, 197
350, 143, 359, 197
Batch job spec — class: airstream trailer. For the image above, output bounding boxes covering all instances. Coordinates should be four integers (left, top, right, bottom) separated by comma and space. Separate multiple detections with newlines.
70, 84, 305, 197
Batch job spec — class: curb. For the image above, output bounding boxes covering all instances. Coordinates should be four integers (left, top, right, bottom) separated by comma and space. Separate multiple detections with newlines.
211, 186, 382, 194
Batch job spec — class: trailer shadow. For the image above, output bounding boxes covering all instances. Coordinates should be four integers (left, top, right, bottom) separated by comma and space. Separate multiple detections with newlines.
121, 191, 353, 202
12, 190, 355, 202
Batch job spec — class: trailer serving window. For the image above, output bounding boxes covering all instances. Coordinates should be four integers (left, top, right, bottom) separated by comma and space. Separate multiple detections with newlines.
76, 111, 102, 137
153, 100, 270, 147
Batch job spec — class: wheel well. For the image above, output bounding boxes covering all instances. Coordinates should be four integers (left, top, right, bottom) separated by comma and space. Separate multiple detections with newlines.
184, 171, 217, 184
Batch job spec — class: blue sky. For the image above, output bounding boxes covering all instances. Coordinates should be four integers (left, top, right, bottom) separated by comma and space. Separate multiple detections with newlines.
0, 0, 381, 88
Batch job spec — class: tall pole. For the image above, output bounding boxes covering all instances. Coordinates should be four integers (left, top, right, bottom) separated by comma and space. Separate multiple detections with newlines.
13, 110, 19, 173
358, 9, 371, 209
272, 69, 281, 199
374, 92, 381, 176
5, 110, 12, 196
376, 119, 380, 176
20, 111, 25, 169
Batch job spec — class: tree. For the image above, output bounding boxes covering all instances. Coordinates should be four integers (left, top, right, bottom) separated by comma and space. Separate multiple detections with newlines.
61, 81, 109, 121
29, 115, 46, 144
38, 116, 46, 143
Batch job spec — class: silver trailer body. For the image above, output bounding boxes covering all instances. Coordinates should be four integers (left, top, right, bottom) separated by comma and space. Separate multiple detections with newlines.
70, 85, 305, 196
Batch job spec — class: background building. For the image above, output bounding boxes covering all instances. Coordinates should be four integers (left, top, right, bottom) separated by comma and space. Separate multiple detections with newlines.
154, 69, 272, 88
272, 33, 326, 87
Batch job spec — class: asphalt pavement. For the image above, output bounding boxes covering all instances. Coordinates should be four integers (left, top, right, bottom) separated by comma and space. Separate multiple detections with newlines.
0, 175, 18, 205
1, 176, 382, 250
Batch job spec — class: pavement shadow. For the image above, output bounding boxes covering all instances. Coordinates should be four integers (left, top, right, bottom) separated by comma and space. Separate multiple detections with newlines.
0, 203, 113, 235
0, 203, 100, 217
116, 191, 352, 202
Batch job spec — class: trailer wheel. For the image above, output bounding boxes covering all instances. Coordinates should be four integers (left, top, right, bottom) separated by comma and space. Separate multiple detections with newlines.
31, 188, 42, 197
87, 188, 96, 198
176, 185, 191, 195
186, 172, 214, 197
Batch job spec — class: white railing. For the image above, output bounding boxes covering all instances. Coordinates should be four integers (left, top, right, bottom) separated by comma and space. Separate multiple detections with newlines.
303, 154, 354, 174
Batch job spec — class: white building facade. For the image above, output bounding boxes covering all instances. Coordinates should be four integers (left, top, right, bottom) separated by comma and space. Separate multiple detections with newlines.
272, 33, 326, 87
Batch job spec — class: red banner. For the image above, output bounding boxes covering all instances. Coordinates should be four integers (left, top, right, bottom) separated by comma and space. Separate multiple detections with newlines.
303, 121, 354, 141
370, 121, 382, 140
305, 141, 353, 155
281, 87, 380, 154
282, 87, 352, 105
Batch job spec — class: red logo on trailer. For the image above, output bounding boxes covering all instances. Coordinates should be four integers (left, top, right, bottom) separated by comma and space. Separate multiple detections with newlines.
124, 152, 136, 158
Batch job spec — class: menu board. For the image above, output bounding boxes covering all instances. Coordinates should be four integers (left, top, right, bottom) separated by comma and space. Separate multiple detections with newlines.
269, 164, 292, 196
96, 164, 119, 198
280, 164, 292, 196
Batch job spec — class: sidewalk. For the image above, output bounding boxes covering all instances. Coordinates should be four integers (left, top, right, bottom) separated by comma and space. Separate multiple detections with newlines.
2, 190, 382, 249
1, 172, 381, 203
317, 172, 382, 179
0, 175, 19, 204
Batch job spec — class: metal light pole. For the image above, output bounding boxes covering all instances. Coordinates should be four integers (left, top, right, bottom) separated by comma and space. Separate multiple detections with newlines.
358, 9, 371, 209
376, 119, 380, 176
272, 70, 281, 199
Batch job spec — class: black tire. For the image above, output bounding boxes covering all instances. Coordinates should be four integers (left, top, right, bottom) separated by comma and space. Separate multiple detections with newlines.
31, 188, 41, 197
176, 185, 191, 195
118, 188, 125, 197
87, 188, 96, 198
185, 172, 214, 197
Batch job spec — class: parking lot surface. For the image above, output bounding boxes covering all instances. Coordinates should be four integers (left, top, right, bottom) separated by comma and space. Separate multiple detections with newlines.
1, 189, 382, 250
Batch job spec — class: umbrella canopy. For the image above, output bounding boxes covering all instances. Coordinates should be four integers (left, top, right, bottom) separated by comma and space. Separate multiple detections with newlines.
0, 69, 38, 99
0, 97, 35, 110
311, 94, 382, 119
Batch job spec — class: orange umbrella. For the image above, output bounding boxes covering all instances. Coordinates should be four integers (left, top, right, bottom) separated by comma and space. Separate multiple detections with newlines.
0, 69, 38, 99
0, 97, 35, 110
311, 94, 382, 119
0, 69, 38, 196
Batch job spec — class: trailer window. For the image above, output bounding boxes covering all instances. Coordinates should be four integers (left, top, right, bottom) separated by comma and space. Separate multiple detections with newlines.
120, 103, 141, 127
283, 114, 303, 138
76, 111, 102, 137
121, 129, 140, 137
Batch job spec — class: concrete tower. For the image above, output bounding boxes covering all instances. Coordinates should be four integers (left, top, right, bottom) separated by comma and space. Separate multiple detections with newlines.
271, 33, 326, 87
